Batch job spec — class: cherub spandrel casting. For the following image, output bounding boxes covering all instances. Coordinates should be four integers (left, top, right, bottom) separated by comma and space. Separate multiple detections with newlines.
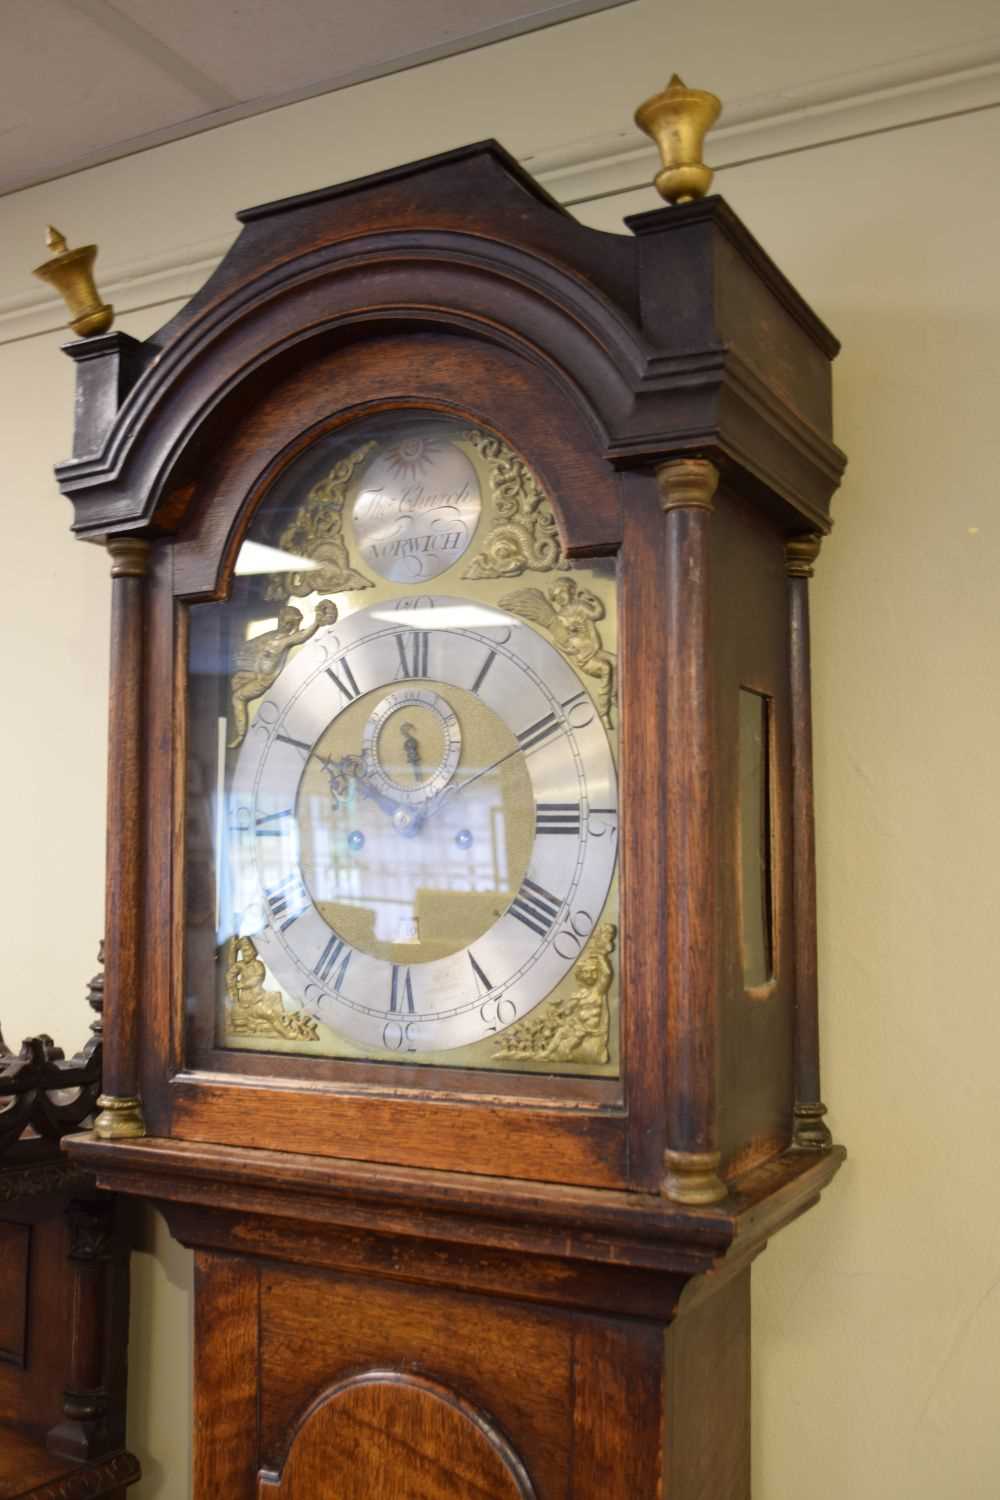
228, 599, 337, 748
225, 936, 319, 1042
500, 577, 615, 728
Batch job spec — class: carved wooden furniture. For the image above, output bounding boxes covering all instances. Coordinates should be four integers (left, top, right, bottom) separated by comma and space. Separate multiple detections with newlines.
51, 101, 846, 1497
0, 958, 139, 1499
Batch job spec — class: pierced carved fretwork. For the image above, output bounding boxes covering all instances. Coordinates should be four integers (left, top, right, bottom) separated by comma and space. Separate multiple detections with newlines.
0, 1023, 103, 1156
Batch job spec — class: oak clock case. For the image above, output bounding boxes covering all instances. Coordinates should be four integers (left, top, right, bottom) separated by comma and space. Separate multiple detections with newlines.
186, 414, 621, 1082
49, 112, 847, 1500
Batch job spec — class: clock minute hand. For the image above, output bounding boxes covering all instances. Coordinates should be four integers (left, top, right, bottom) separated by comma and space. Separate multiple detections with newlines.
420, 741, 526, 824
452, 744, 522, 796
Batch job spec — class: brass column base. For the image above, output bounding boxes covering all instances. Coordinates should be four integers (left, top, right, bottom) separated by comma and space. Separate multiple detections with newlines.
661, 1148, 727, 1205
792, 1102, 833, 1151
93, 1094, 146, 1140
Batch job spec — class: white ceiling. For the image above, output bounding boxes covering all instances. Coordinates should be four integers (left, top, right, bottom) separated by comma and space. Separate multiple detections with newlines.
0, 0, 634, 196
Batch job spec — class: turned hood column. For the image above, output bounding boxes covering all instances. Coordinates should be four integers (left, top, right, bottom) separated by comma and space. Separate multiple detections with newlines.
786, 535, 834, 1150
94, 537, 149, 1141
657, 457, 725, 1206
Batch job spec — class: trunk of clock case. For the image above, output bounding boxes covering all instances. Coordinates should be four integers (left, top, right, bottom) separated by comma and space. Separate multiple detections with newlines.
186, 1242, 751, 1500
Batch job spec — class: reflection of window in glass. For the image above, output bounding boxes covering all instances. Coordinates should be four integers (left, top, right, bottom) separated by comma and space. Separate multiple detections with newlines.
739, 689, 774, 989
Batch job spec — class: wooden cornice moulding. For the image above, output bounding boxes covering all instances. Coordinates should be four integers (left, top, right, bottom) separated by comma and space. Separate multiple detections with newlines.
48, 149, 844, 545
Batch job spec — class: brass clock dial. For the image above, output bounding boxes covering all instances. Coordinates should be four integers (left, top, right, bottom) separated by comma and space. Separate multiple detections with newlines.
227, 596, 618, 1055
184, 412, 620, 1076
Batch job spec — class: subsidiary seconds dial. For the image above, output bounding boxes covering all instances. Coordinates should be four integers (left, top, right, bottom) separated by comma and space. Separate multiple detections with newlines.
228, 596, 618, 1053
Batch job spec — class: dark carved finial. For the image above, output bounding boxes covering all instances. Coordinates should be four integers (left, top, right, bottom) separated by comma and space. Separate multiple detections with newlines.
87, 942, 105, 1037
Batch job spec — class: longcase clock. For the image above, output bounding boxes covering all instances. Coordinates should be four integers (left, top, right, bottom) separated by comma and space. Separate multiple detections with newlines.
47, 78, 846, 1499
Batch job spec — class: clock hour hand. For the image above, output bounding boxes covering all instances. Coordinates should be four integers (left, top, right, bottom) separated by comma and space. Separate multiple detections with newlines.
321, 751, 418, 831
320, 753, 364, 811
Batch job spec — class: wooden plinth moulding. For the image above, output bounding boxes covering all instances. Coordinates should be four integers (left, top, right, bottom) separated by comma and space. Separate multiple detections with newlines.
657, 457, 726, 1205
94, 536, 150, 1141
786, 533, 834, 1150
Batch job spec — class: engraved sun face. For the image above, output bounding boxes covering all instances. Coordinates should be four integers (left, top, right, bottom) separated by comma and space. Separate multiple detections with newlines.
384, 436, 445, 481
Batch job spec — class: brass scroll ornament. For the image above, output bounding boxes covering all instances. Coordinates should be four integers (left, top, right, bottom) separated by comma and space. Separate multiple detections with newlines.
461, 431, 566, 579
265, 443, 376, 600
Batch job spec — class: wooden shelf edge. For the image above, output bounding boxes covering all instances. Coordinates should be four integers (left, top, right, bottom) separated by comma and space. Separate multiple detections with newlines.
65, 1131, 844, 1271
0, 1431, 140, 1500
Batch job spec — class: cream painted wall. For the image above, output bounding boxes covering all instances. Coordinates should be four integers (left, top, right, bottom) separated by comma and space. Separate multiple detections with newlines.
1, 13, 998, 1499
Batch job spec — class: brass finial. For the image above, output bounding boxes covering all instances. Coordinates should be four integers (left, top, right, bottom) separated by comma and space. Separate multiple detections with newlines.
32, 225, 114, 338
634, 74, 722, 205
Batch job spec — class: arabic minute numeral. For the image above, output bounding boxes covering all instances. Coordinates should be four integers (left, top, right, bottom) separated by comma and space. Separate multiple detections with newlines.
587, 807, 619, 840
553, 908, 595, 961
479, 995, 518, 1033
561, 689, 596, 730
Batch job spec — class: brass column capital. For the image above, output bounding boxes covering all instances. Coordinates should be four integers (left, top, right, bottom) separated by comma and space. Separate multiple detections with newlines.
785, 533, 823, 578
107, 536, 150, 578
656, 457, 719, 513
